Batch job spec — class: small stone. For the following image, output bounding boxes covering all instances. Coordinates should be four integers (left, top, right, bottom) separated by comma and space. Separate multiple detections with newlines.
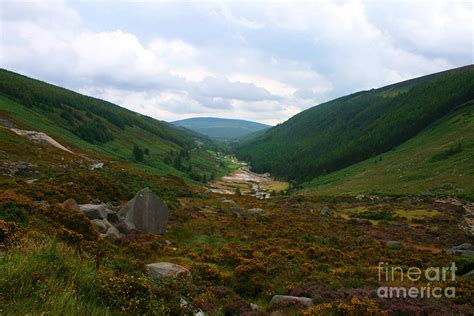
146, 262, 192, 280
248, 208, 264, 213
320, 206, 332, 216
386, 241, 402, 249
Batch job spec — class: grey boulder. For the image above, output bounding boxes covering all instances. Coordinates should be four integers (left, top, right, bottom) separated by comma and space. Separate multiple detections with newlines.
119, 188, 169, 234
269, 295, 313, 308
146, 262, 191, 280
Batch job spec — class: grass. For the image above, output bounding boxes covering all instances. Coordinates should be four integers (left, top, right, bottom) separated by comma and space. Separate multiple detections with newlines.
0, 239, 112, 316
302, 102, 474, 200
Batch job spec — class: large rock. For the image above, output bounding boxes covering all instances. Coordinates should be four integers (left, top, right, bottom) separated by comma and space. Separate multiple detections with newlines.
269, 295, 313, 308
146, 262, 191, 280
450, 243, 474, 257
79, 204, 112, 220
119, 188, 169, 234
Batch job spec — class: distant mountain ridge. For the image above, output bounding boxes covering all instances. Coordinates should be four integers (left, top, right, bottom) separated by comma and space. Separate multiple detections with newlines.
171, 117, 271, 140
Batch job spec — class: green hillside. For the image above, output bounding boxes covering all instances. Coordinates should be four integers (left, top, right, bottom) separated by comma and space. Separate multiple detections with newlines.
236, 65, 474, 182
302, 100, 474, 200
171, 117, 270, 141
0, 69, 228, 183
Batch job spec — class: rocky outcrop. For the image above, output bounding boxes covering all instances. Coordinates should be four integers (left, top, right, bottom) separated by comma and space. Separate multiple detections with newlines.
119, 188, 169, 234
146, 262, 192, 280
10, 128, 73, 153
74, 202, 133, 240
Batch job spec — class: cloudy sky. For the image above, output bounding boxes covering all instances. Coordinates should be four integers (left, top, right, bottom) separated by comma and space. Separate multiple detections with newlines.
1, 0, 472, 125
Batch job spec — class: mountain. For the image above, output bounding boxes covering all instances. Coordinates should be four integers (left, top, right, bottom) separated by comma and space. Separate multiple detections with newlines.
236, 65, 474, 184
171, 117, 271, 140
0, 69, 231, 185
302, 100, 474, 199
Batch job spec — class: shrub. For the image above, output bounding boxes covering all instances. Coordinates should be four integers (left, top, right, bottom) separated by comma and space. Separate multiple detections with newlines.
0, 220, 20, 249
98, 273, 162, 314
353, 210, 393, 221
0, 201, 29, 227
191, 263, 223, 286
39, 205, 98, 241
305, 296, 387, 315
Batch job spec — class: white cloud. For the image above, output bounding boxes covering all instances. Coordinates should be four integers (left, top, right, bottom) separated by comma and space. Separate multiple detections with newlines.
0, 0, 471, 125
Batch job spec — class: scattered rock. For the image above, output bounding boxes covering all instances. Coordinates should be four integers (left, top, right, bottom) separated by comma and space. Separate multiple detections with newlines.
113, 221, 133, 235
463, 270, 474, 279
250, 303, 260, 311
248, 208, 264, 213
79, 204, 112, 220
449, 243, 474, 257
119, 188, 169, 234
222, 199, 237, 206
91, 162, 104, 170
34, 200, 50, 207
269, 295, 313, 309
104, 224, 122, 240
386, 241, 402, 249
320, 206, 332, 216
146, 262, 192, 280
355, 194, 365, 200
62, 199, 80, 212
0, 161, 38, 177
91, 219, 108, 234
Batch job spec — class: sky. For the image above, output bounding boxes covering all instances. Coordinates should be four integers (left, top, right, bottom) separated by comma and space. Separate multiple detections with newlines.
1, 0, 472, 125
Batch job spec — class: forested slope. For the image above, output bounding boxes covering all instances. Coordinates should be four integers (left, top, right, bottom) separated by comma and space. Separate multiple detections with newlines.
236, 65, 474, 182
0, 69, 227, 183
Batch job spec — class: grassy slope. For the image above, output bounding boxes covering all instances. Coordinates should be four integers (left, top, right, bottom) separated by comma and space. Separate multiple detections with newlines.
302, 101, 474, 199
0, 70, 229, 183
236, 65, 474, 182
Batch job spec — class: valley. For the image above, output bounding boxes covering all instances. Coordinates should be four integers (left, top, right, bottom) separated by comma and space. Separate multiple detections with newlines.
209, 160, 289, 199
1, 67, 473, 315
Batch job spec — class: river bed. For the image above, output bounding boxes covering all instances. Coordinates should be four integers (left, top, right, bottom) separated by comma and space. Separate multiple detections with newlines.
209, 166, 289, 199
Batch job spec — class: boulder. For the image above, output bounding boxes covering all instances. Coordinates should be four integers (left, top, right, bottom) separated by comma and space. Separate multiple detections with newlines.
269, 295, 313, 308
450, 243, 474, 257
386, 241, 402, 249
91, 219, 108, 234
320, 206, 332, 216
222, 199, 237, 206
250, 303, 260, 311
119, 188, 169, 234
62, 199, 80, 212
79, 204, 113, 220
103, 225, 122, 240
146, 262, 191, 280
463, 270, 474, 279
453, 243, 473, 251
